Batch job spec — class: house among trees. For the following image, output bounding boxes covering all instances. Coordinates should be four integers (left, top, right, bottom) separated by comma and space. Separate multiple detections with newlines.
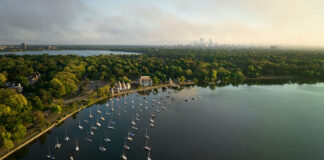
8, 82, 23, 93
137, 76, 153, 86
28, 72, 41, 85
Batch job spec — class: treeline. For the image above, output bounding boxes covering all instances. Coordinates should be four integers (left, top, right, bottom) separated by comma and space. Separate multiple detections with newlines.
0, 48, 324, 149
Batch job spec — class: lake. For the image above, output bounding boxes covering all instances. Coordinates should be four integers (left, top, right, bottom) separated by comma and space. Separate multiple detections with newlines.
7, 83, 324, 160
0, 50, 140, 56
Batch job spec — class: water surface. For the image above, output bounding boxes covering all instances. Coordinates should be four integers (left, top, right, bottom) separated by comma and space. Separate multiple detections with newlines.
7, 83, 324, 160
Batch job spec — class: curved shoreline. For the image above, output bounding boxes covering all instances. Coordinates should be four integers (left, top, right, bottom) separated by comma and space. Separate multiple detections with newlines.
0, 83, 181, 160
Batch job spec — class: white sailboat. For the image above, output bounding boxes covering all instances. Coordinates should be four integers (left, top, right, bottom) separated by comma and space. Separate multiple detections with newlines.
104, 132, 111, 143
146, 150, 152, 160
107, 117, 115, 130
46, 147, 55, 159
54, 137, 61, 149
97, 105, 101, 114
123, 137, 130, 150
131, 112, 136, 126
144, 139, 151, 151
89, 126, 94, 135
127, 131, 133, 142
100, 116, 105, 121
98, 139, 106, 152
78, 120, 83, 130
75, 139, 79, 152
64, 129, 70, 141
96, 116, 101, 127
145, 128, 150, 139
85, 132, 93, 142
121, 148, 127, 160
89, 108, 93, 118
149, 123, 154, 128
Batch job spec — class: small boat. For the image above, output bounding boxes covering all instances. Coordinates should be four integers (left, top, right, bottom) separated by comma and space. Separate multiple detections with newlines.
161, 107, 167, 110
96, 117, 101, 127
151, 114, 156, 118
145, 128, 150, 139
106, 103, 109, 107
64, 129, 70, 141
146, 150, 152, 160
70, 156, 74, 160
131, 126, 138, 130
83, 120, 89, 123
91, 125, 98, 130
136, 113, 140, 117
123, 137, 130, 150
54, 137, 61, 149
150, 118, 155, 123
89, 108, 93, 118
104, 132, 111, 143
46, 147, 55, 159
75, 139, 79, 152
129, 131, 135, 137
121, 149, 127, 160
149, 123, 154, 128
78, 120, 83, 130
145, 106, 148, 110
127, 131, 133, 141
156, 109, 160, 113
131, 120, 136, 126
97, 105, 101, 114
90, 129, 94, 135
85, 132, 93, 142
98, 139, 106, 152
100, 116, 105, 121
136, 117, 140, 121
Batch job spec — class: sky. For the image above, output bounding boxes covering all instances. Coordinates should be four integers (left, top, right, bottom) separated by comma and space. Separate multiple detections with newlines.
0, 0, 323, 47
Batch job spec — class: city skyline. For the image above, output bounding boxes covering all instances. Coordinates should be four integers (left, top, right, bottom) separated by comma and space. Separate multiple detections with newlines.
0, 0, 324, 47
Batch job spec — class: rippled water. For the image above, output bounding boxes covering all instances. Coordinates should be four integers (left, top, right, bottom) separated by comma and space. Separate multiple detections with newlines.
7, 83, 324, 160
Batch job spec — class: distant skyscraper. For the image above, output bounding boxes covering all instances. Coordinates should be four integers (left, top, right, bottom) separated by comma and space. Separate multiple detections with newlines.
21, 43, 27, 49
208, 39, 213, 47
199, 38, 204, 46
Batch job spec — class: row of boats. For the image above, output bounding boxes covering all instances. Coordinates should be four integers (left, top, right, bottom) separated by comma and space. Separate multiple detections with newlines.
47, 90, 201, 159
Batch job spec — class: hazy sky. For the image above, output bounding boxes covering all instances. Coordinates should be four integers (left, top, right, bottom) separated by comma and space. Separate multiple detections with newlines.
0, 0, 323, 46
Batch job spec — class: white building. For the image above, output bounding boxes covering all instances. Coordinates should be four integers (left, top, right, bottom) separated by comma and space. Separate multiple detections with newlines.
137, 76, 153, 86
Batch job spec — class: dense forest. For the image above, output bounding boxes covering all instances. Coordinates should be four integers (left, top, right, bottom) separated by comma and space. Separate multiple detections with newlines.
1, 48, 324, 149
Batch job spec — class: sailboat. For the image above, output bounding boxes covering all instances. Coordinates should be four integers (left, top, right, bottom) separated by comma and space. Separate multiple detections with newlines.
64, 129, 70, 141
123, 137, 130, 150
131, 95, 134, 104
89, 126, 94, 135
145, 128, 150, 139
127, 131, 133, 141
150, 118, 155, 123
96, 116, 101, 127
46, 147, 55, 159
100, 116, 105, 121
144, 139, 151, 151
106, 102, 109, 107
89, 108, 93, 118
98, 138, 106, 152
78, 120, 83, 130
131, 112, 136, 126
107, 117, 115, 130
146, 150, 152, 160
91, 122, 98, 130
97, 105, 101, 114
121, 148, 127, 160
85, 132, 93, 142
149, 123, 154, 128
124, 96, 127, 105
110, 103, 115, 111
75, 139, 79, 152
54, 137, 61, 149
104, 132, 111, 143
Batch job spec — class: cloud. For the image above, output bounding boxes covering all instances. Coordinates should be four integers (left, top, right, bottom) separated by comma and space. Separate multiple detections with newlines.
0, 0, 87, 44
0, 0, 324, 46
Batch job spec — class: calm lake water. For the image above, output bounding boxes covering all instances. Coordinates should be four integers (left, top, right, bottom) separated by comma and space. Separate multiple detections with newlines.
0, 50, 140, 56
7, 83, 324, 160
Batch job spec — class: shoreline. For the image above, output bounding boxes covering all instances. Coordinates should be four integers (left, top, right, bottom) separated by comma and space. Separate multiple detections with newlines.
0, 83, 185, 160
